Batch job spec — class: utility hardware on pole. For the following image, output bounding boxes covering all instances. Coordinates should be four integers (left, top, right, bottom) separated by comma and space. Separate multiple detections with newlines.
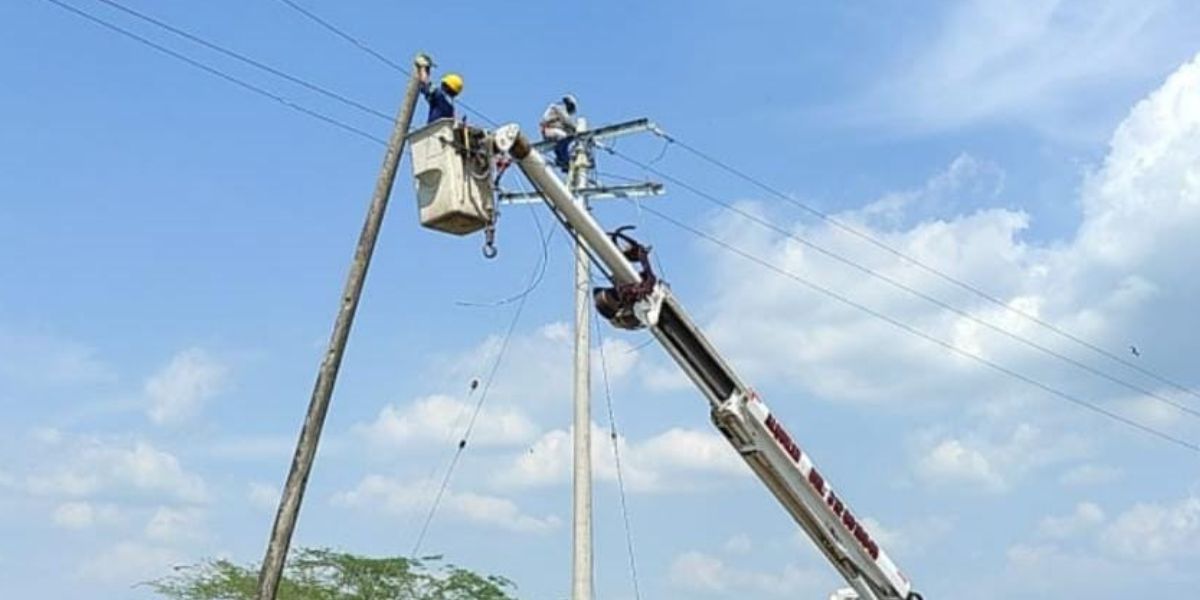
255, 55, 425, 600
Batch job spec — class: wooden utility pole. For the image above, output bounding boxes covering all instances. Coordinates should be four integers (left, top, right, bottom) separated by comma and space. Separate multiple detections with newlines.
255, 55, 425, 600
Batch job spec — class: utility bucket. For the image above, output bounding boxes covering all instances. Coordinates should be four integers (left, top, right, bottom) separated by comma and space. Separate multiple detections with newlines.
409, 118, 494, 235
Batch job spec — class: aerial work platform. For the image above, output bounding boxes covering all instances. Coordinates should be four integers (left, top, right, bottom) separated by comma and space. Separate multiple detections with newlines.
409, 118, 495, 235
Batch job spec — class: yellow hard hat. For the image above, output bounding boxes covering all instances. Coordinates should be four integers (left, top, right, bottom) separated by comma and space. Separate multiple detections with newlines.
441, 73, 464, 96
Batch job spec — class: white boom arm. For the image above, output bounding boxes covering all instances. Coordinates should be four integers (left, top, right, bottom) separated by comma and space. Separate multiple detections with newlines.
495, 125, 921, 600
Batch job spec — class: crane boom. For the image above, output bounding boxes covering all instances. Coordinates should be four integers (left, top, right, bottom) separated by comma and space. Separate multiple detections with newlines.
493, 124, 920, 600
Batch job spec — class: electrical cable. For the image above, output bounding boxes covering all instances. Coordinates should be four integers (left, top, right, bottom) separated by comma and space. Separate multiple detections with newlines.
593, 300, 644, 600
41, 0, 387, 145
50, 0, 1196, 478
271, 0, 499, 127
650, 128, 1200, 403
402, 377, 480, 548
455, 183, 556, 308
604, 146, 1200, 421
635, 203, 1200, 454
273, 0, 411, 75
91, 0, 393, 122
409, 241, 540, 557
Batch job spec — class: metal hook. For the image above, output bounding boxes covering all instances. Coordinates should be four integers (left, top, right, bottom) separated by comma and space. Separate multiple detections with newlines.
482, 224, 498, 259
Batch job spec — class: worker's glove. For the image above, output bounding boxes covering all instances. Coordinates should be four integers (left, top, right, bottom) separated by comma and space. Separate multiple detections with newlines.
415, 53, 432, 68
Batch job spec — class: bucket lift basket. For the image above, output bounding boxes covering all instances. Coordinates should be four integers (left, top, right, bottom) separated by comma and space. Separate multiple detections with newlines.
409, 118, 495, 235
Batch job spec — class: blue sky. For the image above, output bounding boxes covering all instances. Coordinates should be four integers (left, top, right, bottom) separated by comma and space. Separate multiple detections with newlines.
4, 1, 1200, 598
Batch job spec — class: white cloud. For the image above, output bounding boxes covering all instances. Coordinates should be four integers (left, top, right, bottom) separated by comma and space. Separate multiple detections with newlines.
668, 550, 827, 597
439, 321, 642, 414
594, 336, 640, 380
443, 322, 574, 408
857, 515, 954, 558
24, 436, 207, 503
51, 501, 121, 530
78, 541, 183, 585
1004, 542, 1125, 595
916, 438, 1005, 492
1037, 502, 1106, 539
1059, 463, 1123, 487
355, 394, 538, 450
332, 474, 560, 534
145, 348, 228, 426
723, 533, 753, 555
206, 435, 296, 461
860, 154, 1006, 227
1003, 489, 1200, 595
915, 424, 1084, 492
698, 52, 1200, 465
144, 506, 207, 543
0, 329, 115, 387
247, 482, 279, 511
852, 0, 1200, 136
636, 428, 746, 476
493, 424, 747, 493
1101, 494, 1200, 561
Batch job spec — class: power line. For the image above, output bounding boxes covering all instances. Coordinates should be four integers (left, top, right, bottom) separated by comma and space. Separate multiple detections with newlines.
51, 0, 1193, 460
593, 308, 643, 600
273, 0, 412, 75
650, 128, 1200, 403
605, 146, 1200, 422
271, 0, 499, 127
402, 377, 481, 551
91, 0, 393, 122
40, 0, 386, 145
636, 203, 1200, 454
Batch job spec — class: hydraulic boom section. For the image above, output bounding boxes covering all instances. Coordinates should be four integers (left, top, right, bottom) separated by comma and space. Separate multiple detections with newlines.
494, 124, 922, 600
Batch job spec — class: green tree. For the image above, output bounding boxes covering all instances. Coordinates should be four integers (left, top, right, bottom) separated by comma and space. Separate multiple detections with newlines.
150, 547, 518, 600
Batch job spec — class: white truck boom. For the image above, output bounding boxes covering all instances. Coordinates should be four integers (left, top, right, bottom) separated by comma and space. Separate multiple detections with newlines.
492, 124, 922, 600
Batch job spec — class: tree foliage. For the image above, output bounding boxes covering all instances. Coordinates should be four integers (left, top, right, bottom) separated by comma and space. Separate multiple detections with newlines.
150, 548, 518, 600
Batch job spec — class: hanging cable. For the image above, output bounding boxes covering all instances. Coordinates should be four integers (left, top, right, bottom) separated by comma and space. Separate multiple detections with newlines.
636, 203, 1200, 454
603, 146, 1200, 421
90, 0, 393, 122
593, 301, 644, 600
623, 336, 656, 355
410, 242, 541, 557
456, 185, 556, 308
401, 376, 481, 547
647, 136, 673, 166
649, 127, 1200, 403
41, 0, 386, 145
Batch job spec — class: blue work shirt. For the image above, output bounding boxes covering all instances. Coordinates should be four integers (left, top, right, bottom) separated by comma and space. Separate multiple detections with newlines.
420, 82, 455, 123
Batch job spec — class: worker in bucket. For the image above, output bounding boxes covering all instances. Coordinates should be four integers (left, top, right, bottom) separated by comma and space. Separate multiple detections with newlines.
416, 54, 463, 123
539, 94, 578, 172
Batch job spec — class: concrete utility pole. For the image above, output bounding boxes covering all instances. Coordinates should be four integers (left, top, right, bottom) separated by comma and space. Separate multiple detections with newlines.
569, 133, 594, 600
255, 55, 425, 600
